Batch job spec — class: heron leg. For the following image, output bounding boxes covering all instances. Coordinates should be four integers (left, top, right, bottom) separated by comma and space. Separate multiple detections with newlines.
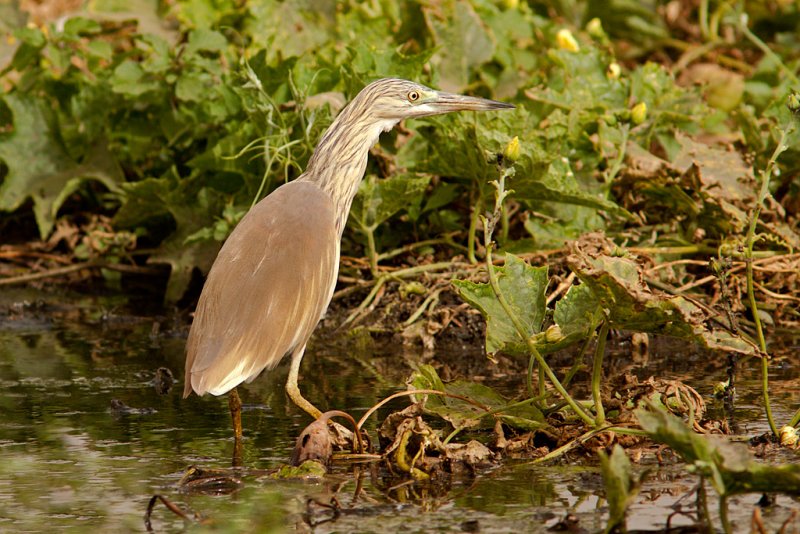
286, 346, 323, 419
229, 388, 243, 466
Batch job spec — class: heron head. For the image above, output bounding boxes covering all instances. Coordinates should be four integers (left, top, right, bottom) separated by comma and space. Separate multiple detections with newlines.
359, 78, 514, 122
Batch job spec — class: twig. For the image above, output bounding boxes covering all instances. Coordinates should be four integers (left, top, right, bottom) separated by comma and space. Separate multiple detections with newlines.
144, 494, 199, 532
0, 261, 161, 286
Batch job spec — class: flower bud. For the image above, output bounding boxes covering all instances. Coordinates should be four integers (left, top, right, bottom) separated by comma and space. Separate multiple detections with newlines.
787, 91, 800, 113
556, 29, 579, 52
631, 102, 648, 125
586, 18, 605, 39
503, 136, 520, 162
606, 62, 621, 79
544, 324, 564, 344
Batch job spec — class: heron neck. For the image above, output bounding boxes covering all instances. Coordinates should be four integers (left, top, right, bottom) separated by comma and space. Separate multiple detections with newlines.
299, 107, 399, 237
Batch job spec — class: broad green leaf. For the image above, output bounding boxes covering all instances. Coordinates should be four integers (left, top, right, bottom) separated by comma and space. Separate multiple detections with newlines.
110, 60, 160, 96
410, 365, 543, 431
185, 29, 227, 55
176, 71, 213, 102
452, 254, 548, 356
423, 0, 494, 92
0, 94, 124, 237
553, 282, 603, 342
351, 173, 430, 231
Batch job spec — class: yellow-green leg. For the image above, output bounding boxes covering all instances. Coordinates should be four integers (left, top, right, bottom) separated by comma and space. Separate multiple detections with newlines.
287, 347, 323, 419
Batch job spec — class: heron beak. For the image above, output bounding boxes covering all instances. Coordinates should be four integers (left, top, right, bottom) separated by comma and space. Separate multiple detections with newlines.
429, 91, 515, 112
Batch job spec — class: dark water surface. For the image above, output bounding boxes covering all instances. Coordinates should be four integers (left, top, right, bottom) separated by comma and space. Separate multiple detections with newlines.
0, 288, 798, 532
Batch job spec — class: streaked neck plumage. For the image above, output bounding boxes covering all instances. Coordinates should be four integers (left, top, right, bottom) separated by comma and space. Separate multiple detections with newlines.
297, 94, 399, 237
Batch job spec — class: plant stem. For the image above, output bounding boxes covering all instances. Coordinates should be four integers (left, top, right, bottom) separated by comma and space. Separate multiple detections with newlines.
719, 496, 731, 534
745, 126, 792, 437
485, 241, 595, 427
365, 227, 378, 277
467, 195, 483, 264
592, 321, 609, 425
698, 0, 710, 40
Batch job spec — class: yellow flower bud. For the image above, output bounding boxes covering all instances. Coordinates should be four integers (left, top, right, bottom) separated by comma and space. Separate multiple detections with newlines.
631, 102, 648, 125
586, 18, 605, 39
544, 324, 564, 344
503, 136, 520, 162
606, 62, 621, 79
502, 0, 519, 10
555, 29, 579, 52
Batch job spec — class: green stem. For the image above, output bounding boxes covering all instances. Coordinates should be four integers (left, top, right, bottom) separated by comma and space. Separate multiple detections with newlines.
698, 0, 710, 40
467, 195, 483, 264
604, 124, 629, 184
485, 242, 595, 427
365, 227, 379, 277
526, 350, 536, 399
499, 201, 509, 245
592, 321, 609, 425
745, 126, 792, 437
719, 495, 731, 534
789, 407, 800, 428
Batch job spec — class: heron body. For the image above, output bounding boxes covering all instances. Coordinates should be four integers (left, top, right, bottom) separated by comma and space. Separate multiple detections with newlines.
184, 78, 513, 423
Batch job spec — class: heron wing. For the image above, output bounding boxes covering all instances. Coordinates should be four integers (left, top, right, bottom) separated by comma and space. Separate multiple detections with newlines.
184, 181, 339, 397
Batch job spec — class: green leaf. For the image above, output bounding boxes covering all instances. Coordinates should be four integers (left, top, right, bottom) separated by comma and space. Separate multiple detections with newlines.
352, 173, 431, 231
185, 29, 227, 55
410, 365, 543, 431
599, 445, 638, 532
63, 17, 102, 37
553, 282, 603, 343
0, 94, 124, 237
175, 71, 212, 102
452, 254, 548, 356
423, 0, 495, 92
110, 60, 159, 96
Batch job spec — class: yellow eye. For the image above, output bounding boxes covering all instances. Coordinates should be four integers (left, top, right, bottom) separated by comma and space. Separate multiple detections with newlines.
408, 91, 420, 102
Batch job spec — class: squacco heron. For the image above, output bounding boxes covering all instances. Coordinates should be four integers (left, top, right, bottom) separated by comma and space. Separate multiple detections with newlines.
184, 78, 514, 440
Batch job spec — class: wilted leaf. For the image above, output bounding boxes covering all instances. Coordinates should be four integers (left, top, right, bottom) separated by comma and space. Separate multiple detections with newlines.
453, 254, 548, 356
567, 233, 757, 354
637, 404, 800, 496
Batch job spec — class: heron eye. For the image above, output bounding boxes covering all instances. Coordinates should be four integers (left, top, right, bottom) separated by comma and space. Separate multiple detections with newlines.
407, 91, 420, 102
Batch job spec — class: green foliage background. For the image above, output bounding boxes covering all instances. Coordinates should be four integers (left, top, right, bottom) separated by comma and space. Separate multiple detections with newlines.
0, 0, 797, 301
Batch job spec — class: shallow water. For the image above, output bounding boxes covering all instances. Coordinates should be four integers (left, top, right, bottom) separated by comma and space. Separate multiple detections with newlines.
0, 287, 798, 532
